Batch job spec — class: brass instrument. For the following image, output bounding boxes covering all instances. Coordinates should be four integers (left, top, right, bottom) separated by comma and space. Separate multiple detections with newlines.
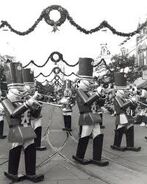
37, 100, 62, 107
32, 92, 63, 108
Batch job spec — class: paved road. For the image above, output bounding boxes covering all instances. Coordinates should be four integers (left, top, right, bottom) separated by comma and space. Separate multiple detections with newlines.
0, 104, 147, 184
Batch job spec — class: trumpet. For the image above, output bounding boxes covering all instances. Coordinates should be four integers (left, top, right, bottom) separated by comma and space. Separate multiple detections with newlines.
21, 90, 53, 101
123, 92, 139, 107
30, 92, 63, 108
37, 100, 62, 107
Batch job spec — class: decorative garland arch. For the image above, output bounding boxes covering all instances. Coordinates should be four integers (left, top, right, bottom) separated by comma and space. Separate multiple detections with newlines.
33, 56, 111, 80
23, 51, 79, 68
0, 5, 146, 37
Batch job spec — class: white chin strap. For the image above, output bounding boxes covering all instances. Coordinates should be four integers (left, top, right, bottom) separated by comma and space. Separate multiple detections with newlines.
7, 89, 21, 102
78, 80, 90, 90
116, 90, 124, 97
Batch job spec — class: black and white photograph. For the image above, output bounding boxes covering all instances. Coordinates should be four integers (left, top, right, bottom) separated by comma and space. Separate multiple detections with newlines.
0, 0, 147, 183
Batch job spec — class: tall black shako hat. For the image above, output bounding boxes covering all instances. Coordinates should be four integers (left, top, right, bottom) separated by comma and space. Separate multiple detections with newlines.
22, 68, 34, 85
22, 68, 35, 91
4, 62, 23, 89
114, 72, 127, 89
78, 57, 94, 79
64, 79, 72, 89
64, 79, 72, 97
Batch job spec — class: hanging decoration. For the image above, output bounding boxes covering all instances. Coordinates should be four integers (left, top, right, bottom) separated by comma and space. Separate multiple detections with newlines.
0, 5, 147, 37
53, 66, 61, 75
51, 77, 64, 85
43, 5, 67, 32
93, 58, 112, 72
119, 36, 131, 46
34, 66, 79, 79
33, 59, 111, 80
0, 13, 44, 35
50, 51, 63, 63
54, 75, 60, 80
41, 79, 50, 84
23, 51, 79, 68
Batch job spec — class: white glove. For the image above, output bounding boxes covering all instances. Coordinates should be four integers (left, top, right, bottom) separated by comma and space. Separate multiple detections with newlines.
130, 96, 136, 102
59, 97, 69, 104
32, 91, 39, 100
96, 87, 103, 97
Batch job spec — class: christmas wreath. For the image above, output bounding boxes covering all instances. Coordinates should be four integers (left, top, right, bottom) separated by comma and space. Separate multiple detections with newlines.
50, 51, 63, 63
54, 75, 60, 80
53, 67, 61, 74
43, 5, 67, 31
54, 80, 59, 85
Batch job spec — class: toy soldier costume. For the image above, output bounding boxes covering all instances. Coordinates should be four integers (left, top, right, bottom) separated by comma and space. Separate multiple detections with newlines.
72, 58, 109, 166
60, 79, 74, 132
111, 72, 141, 152
0, 90, 7, 139
1, 62, 44, 182
23, 68, 46, 151
94, 85, 106, 129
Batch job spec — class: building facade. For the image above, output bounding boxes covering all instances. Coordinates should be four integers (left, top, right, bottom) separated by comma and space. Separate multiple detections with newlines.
136, 24, 147, 66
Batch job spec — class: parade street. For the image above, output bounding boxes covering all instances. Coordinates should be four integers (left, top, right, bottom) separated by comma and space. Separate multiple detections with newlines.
1, 1, 147, 184
0, 104, 147, 184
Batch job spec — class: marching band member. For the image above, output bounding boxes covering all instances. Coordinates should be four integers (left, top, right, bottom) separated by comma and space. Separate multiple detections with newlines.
22, 68, 46, 151
72, 58, 109, 166
111, 72, 141, 152
2, 62, 44, 182
60, 79, 74, 132
0, 89, 7, 139
138, 88, 147, 127
95, 85, 106, 129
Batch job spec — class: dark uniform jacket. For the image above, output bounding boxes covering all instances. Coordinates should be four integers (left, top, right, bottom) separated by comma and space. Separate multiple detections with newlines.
113, 96, 134, 125
2, 98, 28, 128
30, 104, 42, 119
76, 89, 104, 125
2, 98, 39, 143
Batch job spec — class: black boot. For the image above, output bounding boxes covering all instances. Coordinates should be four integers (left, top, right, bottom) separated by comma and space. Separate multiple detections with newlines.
79, 126, 82, 137
4, 146, 25, 182
0, 120, 6, 139
92, 134, 109, 166
126, 126, 141, 152
34, 127, 46, 151
72, 136, 91, 165
111, 127, 126, 151
62, 115, 72, 132
25, 143, 44, 183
